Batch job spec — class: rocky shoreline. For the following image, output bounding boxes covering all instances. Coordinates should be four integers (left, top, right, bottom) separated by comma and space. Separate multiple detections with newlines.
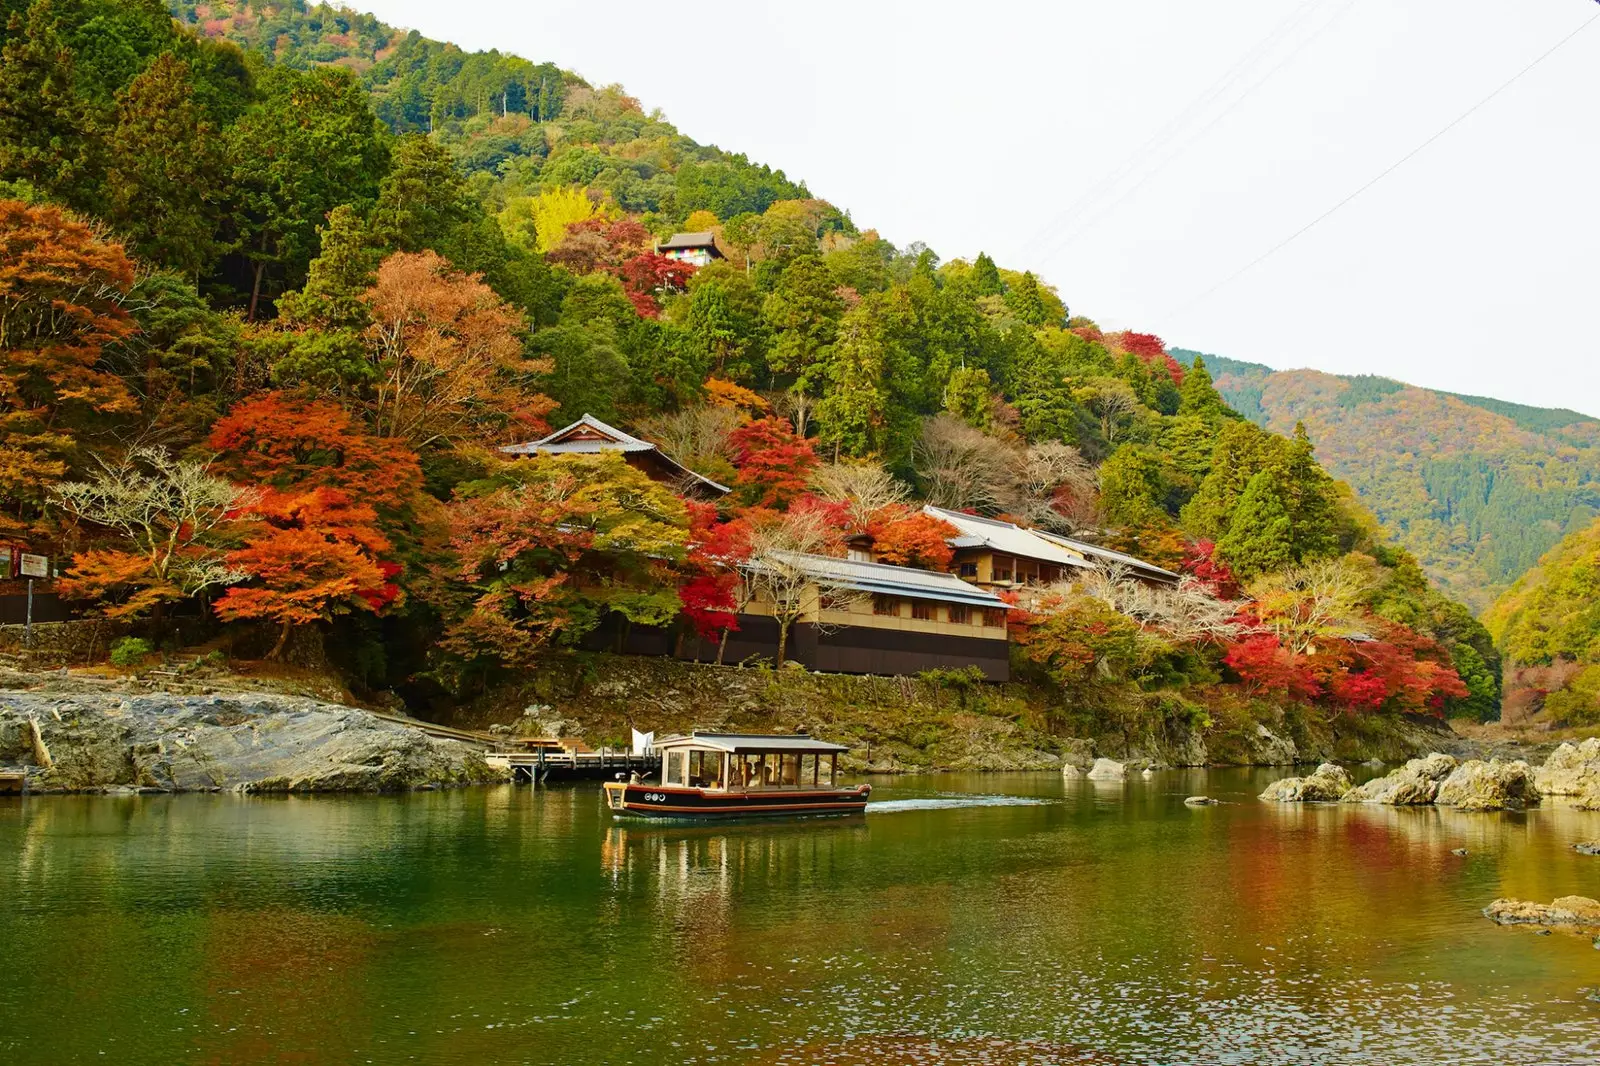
0, 690, 508, 794
1257, 739, 1600, 812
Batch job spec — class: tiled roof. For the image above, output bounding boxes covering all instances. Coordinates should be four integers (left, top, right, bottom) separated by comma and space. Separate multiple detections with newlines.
657, 231, 718, 250
1031, 530, 1181, 582
500, 414, 730, 494
762, 551, 1007, 608
923, 506, 1097, 570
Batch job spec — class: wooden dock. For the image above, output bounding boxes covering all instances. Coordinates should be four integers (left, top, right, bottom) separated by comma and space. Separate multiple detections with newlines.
486, 744, 660, 783
0, 771, 25, 795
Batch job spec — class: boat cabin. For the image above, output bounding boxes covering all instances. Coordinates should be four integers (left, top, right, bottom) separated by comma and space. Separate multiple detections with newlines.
604, 731, 870, 818
659, 731, 848, 791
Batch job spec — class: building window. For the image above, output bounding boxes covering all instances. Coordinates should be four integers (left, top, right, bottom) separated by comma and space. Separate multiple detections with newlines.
911, 601, 935, 621
873, 594, 899, 616
958, 562, 978, 577
993, 555, 1014, 582
983, 608, 1006, 628
948, 604, 970, 624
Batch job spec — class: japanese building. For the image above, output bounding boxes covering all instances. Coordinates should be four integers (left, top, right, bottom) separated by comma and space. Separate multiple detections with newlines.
500, 414, 730, 499
655, 231, 724, 268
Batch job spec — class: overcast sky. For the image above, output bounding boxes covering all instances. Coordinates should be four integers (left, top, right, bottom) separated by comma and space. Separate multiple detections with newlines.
361, 0, 1600, 416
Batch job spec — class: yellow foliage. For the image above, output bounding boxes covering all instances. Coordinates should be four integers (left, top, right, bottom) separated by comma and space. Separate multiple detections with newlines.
683, 209, 720, 232
497, 186, 615, 254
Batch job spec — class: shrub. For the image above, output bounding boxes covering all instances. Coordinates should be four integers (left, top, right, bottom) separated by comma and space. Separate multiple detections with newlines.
109, 637, 154, 667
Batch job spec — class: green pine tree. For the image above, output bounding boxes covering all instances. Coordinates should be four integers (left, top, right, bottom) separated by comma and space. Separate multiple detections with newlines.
104, 52, 228, 277
0, 1, 103, 211
1005, 270, 1049, 326
1177, 355, 1231, 423
1217, 469, 1295, 578
971, 251, 1003, 295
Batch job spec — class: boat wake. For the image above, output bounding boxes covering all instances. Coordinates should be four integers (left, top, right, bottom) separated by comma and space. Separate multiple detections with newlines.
866, 795, 1055, 813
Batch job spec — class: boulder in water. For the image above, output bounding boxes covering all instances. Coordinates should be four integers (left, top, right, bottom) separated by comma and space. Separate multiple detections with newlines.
1534, 737, 1600, 797
1259, 762, 1352, 802
1484, 895, 1600, 934
1184, 796, 1218, 806
1341, 753, 1458, 805
1435, 759, 1540, 812
1573, 842, 1600, 856
1086, 757, 1126, 781
1060, 761, 1082, 779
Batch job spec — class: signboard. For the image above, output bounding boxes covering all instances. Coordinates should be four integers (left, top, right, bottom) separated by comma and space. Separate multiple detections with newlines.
19, 553, 49, 578
0, 547, 11, 577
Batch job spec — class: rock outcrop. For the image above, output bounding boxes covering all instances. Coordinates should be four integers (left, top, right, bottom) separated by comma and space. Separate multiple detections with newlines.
0, 691, 509, 793
1573, 842, 1600, 856
1535, 738, 1600, 808
1248, 723, 1298, 766
1259, 762, 1352, 802
1435, 758, 1540, 811
1085, 757, 1126, 781
1484, 896, 1600, 935
1341, 753, 1458, 805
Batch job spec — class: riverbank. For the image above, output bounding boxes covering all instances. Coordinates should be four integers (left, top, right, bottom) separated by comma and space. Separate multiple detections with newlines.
0, 687, 506, 794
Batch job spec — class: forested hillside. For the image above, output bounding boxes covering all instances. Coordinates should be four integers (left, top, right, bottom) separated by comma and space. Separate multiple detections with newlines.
1197, 351, 1600, 613
0, 0, 1501, 725
1484, 516, 1600, 725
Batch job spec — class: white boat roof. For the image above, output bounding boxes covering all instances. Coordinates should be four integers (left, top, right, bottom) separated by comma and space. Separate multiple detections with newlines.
656, 732, 851, 755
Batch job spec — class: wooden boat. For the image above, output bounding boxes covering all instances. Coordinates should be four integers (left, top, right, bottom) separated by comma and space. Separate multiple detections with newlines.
603, 731, 870, 820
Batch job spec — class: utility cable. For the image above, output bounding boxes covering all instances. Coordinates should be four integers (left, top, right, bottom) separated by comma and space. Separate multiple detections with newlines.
1172, 7, 1600, 315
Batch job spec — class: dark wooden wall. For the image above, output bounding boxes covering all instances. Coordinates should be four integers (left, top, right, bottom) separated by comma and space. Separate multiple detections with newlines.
581, 613, 1010, 681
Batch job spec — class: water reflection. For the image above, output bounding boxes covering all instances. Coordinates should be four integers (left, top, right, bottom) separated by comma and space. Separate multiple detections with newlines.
2, 773, 1599, 1065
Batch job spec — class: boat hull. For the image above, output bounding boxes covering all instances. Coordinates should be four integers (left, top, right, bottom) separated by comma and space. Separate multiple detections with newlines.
603, 781, 871, 819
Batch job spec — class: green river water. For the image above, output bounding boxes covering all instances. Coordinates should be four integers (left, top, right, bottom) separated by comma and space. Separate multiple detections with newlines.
2, 769, 1599, 1065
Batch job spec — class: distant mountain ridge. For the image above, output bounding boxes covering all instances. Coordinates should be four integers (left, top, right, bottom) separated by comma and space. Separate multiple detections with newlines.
1184, 350, 1600, 613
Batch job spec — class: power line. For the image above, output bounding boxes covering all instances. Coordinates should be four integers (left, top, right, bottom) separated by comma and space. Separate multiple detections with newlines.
1031, 0, 1360, 266
1018, 0, 1348, 262
1172, 8, 1600, 316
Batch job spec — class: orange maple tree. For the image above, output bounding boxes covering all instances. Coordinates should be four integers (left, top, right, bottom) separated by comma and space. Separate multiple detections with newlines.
0, 201, 138, 535
214, 488, 401, 659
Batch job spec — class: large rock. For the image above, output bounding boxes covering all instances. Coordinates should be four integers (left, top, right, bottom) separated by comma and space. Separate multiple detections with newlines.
1341, 753, 1458, 805
1535, 737, 1600, 797
1248, 723, 1298, 766
1484, 895, 1600, 934
1259, 762, 1352, 802
1086, 757, 1126, 781
0, 691, 509, 793
1435, 758, 1541, 811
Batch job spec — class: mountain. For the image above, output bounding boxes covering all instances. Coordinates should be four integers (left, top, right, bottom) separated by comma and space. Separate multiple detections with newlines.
1189, 351, 1600, 613
1482, 515, 1600, 725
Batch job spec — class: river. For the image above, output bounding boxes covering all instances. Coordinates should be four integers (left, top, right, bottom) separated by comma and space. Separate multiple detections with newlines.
2, 769, 1598, 1064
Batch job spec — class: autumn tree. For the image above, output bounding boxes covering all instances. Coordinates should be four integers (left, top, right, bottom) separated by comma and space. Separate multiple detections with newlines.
868, 508, 957, 569
912, 414, 1015, 513
363, 250, 555, 448
0, 200, 137, 535
809, 459, 910, 529
52, 446, 251, 619
207, 392, 425, 518
443, 453, 688, 671
215, 488, 401, 659
727, 415, 818, 508
740, 506, 846, 665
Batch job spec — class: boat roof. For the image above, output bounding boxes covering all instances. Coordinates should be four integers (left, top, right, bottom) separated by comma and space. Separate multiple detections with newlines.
922, 506, 1097, 570
760, 551, 1009, 609
656, 731, 851, 755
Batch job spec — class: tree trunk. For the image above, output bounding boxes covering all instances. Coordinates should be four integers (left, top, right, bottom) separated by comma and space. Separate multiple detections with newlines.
267, 620, 293, 660
776, 619, 789, 666
716, 628, 730, 666
247, 260, 266, 322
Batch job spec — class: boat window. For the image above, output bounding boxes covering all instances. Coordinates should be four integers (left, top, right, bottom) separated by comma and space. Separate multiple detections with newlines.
688, 749, 724, 789
665, 751, 687, 786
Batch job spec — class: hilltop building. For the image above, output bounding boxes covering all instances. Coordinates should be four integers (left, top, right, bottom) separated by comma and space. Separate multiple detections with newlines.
500, 414, 730, 499
656, 231, 723, 268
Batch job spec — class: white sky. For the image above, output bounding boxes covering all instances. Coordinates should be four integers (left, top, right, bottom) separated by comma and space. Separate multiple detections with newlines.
361, 0, 1600, 416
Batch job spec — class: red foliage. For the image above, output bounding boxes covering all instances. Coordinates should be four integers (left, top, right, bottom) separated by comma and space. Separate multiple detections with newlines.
1327, 669, 1389, 711
866, 506, 957, 568
789, 494, 855, 532
678, 573, 740, 641
1223, 633, 1323, 700
727, 417, 818, 508
677, 500, 751, 642
1112, 330, 1184, 384
208, 392, 424, 513
1183, 539, 1240, 599
615, 252, 696, 318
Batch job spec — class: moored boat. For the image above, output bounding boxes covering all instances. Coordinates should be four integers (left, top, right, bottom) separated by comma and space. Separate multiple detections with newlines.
603, 731, 870, 819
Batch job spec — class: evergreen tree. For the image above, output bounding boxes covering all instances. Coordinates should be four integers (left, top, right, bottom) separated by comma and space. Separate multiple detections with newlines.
1177, 354, 1231, 423
943, 366, 993, 428
761, 255, 842, 392
0, 1, 102, 211
1218, 470, 1295, 578
1005, 270, 1049, 326
971, 251, 1003, 295
105, 52, 228, 277
278, 205, 379, 332
1279, 421, 1341, 561
367, 133, 476, 257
